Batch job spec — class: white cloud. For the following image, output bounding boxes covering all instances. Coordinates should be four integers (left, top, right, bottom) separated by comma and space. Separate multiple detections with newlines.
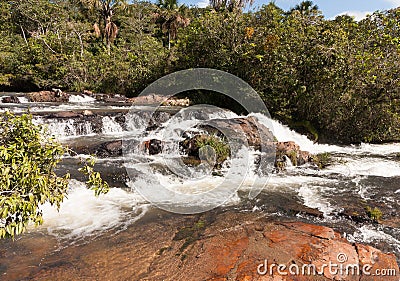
334, 11, 372, 21
197, 0, 209, 8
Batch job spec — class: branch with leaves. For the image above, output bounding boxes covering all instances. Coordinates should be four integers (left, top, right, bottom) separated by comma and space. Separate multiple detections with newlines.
0, 112, 109, 239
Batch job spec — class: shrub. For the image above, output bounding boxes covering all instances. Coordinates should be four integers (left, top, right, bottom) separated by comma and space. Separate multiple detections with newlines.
0, 112, 109, 238
195, 135, 230, 164
365, 206, 383, 222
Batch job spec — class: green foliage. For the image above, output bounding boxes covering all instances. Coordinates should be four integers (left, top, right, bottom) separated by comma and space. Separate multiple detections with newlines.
312, 152, 333, 169
196, 135, 230, 164
365, 206, 383, 222
0, 112, 108, 239
0, 112, 69, 238
1, 0, 400, 143
78, 157, 110, 196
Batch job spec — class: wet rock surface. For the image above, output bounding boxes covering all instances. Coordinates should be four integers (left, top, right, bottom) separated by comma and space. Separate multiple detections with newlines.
4, 210, 397, 281
127, 94, 190, 106
27, 90, 70, 102
275, 141, 313, 167
1, 96, 20, 103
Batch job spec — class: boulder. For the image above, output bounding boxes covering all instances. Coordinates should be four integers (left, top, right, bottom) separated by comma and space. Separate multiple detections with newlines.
172, 214, 399, 281
179, 117, 315, 169
201, 116, 275, 149
275, 141, 312, 167
1, 96, 20, 103
27, 90, 69, 102
141, 139, 164, 155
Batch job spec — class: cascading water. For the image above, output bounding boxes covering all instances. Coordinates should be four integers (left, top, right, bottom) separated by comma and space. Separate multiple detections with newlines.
1, 95, 399, 264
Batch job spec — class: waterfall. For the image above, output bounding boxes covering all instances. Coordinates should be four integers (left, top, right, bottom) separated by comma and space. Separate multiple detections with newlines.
36, 117, 94, 138
68, 94, 96, 103
102, 116, 123, 134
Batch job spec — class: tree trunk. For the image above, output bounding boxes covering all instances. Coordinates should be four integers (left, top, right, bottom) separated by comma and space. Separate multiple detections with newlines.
168, 31, 171, 50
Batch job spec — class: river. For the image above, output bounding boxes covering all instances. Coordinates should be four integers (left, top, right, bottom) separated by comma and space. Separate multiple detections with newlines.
0, 93, 399, 280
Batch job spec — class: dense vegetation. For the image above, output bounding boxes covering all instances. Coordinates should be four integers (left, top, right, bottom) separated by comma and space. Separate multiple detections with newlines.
1, 0, 400, 143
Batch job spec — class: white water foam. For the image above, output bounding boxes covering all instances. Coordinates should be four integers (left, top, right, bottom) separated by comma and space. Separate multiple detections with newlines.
102, 116, 124, 134
40, 180, 148, 238
17, 96, 29, 103
347, 225, 400, 249
251, 113, 400, 155
297, 184, 335, 216
325, 157, 400, 177
69, 94, 96, 103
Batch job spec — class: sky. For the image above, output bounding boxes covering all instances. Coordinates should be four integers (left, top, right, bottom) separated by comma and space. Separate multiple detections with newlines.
188, 0, 400, 21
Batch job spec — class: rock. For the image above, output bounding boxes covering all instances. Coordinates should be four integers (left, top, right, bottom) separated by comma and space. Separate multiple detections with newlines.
162, 97, 190, 107
179, 116, 276, 166
128, 94, 191, 106
83, 90, 93, 95
127, 94, 165, 105
275, 141, 312, 167
27, 90, 69, 102
70, 140, 123, 157
105, 96, 128, 103
83, 110, 94, 116
141, 139, 163, 155
50, 111, 81, 118
180, 117, 315, 169
356, 244, 399, 281
201, 116, 275, 149
179, 214, 399, 281
1, 96, 20, 103
104, 140, 123, 156
12, 211, 398, 281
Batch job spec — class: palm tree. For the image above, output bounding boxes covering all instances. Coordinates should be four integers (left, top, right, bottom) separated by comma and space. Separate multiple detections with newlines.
155, 0, 190, 50
80, 0, 127, 54
290, 1, 319, 16
210, 0, 254, 12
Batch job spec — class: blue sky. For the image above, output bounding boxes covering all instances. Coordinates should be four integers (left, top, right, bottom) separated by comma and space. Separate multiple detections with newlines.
186, 0, 400, 20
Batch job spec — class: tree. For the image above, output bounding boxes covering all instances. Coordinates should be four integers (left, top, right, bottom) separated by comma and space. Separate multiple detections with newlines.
81, 0, 127, 54
290, 0, 319, 16
210, 0, 254, 12
155, 0, 190, 50
0, 112, 109, 239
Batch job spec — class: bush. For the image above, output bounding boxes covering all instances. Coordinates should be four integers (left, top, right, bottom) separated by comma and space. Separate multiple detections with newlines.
195, 135, 231, 164
365, 206, 383, 222
0, 112, 109, 238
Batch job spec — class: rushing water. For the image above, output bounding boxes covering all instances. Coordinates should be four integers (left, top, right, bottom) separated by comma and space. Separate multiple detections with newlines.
1, 93, 399, 277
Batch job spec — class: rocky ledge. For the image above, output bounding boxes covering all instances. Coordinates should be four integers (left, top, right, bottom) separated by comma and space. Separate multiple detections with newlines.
24, 211, 398, 281
70, 115, 316, 170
